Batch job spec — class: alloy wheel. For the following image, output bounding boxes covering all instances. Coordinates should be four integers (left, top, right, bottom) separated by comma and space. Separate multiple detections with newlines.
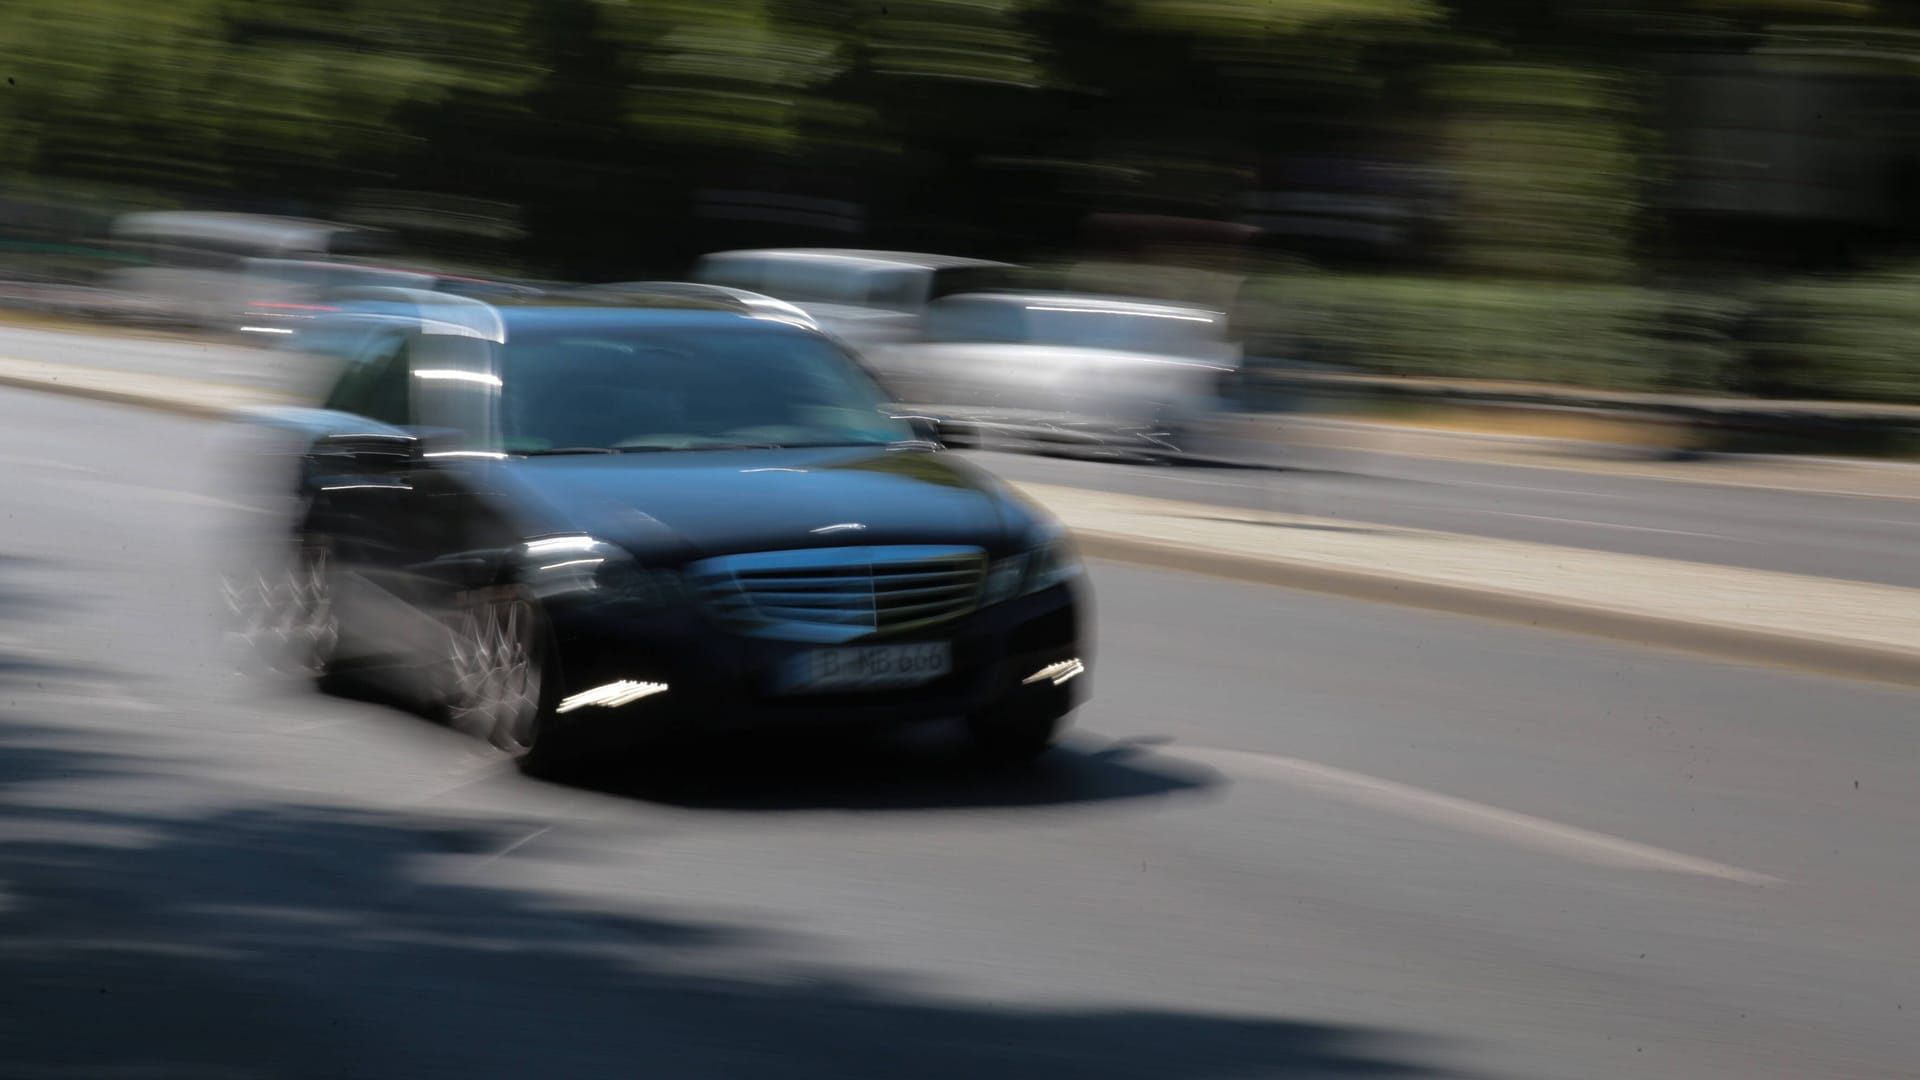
445, 589, 545, 753
221, 535, 337, 677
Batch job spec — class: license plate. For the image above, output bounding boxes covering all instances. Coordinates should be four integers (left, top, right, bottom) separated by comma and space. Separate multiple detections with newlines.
781, 642, 952, 694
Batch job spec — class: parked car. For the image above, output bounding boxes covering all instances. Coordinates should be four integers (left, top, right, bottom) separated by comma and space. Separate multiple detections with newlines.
568, 281, 821, 330
866, 291, 1272, 465
105, 212, 397, 330
238, 261, 550, 336
689, 249, 1017, 354
232, 288, 1090, 772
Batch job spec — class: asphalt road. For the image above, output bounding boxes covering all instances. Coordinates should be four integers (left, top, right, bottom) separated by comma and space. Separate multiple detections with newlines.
970, 448, 1920, 589
4, 322, 1916, 588
2, 389, 1917, 1079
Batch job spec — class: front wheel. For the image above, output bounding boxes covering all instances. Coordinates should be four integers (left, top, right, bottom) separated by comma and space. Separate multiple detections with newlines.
443, 586, 567, 774
221, 532, 339, 682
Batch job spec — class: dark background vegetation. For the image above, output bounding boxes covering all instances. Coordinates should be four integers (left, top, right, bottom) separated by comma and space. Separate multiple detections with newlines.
8, 0, 1920, 400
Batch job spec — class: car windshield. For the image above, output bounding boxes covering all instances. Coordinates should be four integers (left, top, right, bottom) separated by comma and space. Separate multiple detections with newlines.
497, 328, 914, 453
1018, 305, 1222, 353
927, 299, 1223, 356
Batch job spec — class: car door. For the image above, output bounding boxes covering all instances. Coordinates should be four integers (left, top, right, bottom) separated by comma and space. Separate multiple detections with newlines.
305, 330, 437, 663
315, 324, 519, 673
388, 327, 516, 622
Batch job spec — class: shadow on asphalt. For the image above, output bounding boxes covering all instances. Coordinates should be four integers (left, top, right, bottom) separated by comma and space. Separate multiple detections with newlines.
554, 727, 1226, 814
304, 648, 1225, 816
312, 660, 1227, 814
0, 701, 1475, 1080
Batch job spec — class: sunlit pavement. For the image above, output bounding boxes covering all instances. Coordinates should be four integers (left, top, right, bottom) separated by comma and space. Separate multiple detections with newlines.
6, 324, 1920, 591
2, 389, 1918, 1079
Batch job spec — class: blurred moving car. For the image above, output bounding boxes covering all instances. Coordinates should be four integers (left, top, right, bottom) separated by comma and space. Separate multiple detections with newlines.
237, 260, 544, 336
105, 211, 398, 330
689, 248, 1017, 354
102, 210, 538, 334
568, 281, 821, 330
234, 288, 1090, 772
867, 291, 1269, 465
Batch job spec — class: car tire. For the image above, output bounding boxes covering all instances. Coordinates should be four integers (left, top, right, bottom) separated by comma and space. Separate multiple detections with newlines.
443, 585, 570, 776
287, 534, 342, 682
965, 701, 1067, 766
222, 531, 340, 683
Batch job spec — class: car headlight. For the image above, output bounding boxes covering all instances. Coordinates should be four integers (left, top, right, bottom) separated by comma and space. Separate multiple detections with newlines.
1025, 536, 1083, 594
981, 533, 1082, 605
520, 536, 684, 606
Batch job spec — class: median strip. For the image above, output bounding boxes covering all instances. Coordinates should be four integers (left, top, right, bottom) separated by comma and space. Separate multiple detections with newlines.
4, 355, 1915, 686
0, 356, 295, 421
1012, 480, 1920, 688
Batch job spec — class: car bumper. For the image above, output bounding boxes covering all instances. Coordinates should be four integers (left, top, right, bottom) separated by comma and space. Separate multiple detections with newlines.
541, 583, 1087, 743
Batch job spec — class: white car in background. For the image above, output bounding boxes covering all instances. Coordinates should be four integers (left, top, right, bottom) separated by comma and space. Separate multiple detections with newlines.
866, 291, 1274, 466
690, 248, 1016, 355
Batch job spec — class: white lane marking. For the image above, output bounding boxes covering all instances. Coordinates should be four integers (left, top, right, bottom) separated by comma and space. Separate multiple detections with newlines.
0, 634, 57, 656
0, 453, 99, 474
390, 759, 516, 809
17, 690, 169, 714
1165, 745, 1783, 886
1470, 509, 1749, 542
1429, 477, 1633, 500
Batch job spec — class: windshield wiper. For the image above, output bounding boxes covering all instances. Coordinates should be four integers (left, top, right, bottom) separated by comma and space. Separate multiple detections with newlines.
520, 447, 622, 456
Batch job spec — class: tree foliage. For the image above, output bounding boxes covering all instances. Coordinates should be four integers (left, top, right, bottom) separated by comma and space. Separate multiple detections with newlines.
2, 0, 1919, 280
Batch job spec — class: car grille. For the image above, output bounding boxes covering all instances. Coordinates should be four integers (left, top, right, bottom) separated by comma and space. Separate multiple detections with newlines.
690, 545, 986, 643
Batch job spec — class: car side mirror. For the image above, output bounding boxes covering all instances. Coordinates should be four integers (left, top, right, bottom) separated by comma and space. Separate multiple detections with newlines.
892, 414, 947, 448
313, 431, 421, 468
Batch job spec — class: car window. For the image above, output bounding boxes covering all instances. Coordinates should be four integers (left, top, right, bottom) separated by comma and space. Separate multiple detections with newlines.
323, 335, 412, 426
694, 256, 763, 293
285, 318, 374, 365
496, 328, 911, 452
924, 299, 1025, 344
928, 265, 1011, 300
866, 268, 925, 311
1019, 305, 1223, 354
765, 261, 878, 306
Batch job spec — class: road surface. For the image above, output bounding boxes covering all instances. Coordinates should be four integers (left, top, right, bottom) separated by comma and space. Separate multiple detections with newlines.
971, 448, 1920, 589
3, 322, 1914, 588
0, 390, 1915, 1079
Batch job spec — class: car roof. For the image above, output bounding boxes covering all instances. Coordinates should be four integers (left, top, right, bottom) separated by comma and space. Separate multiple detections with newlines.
112, 212, 370, 248
699, 248, 1012, 271
938, 292, 1224, 319
495, 305, 821, 340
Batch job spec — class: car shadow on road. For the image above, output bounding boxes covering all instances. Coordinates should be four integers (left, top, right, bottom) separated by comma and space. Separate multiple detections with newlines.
0, 709, 1477, 1080
551, 726, 1227, 814
306, 664, 1223, 815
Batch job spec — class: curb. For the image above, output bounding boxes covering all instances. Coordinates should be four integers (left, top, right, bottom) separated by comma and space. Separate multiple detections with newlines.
1071, 532, 1920, 690
0, 371, 283, 423
4, 366, 1915, 688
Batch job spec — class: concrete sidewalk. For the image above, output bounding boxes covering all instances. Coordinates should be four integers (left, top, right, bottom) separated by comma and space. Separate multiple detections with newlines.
0, 354, 299, 421
1017, 481, 1920, 686
1278, 415, 1920, 502
4, 354, 1916, 686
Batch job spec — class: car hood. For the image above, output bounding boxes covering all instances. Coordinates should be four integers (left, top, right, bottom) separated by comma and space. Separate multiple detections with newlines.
486, 446, 1044, 562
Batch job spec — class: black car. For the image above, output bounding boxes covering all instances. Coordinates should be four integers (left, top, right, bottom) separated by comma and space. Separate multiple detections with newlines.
237, 289, 1089, 772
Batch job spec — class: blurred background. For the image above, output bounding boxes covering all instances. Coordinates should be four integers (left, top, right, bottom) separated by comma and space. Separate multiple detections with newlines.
5, 5, 1920, 1080
8, 0, 1920, 411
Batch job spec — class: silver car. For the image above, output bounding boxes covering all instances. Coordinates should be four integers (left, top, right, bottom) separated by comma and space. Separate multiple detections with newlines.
690, 249, 1016, 355
867, 291, 1271, 465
